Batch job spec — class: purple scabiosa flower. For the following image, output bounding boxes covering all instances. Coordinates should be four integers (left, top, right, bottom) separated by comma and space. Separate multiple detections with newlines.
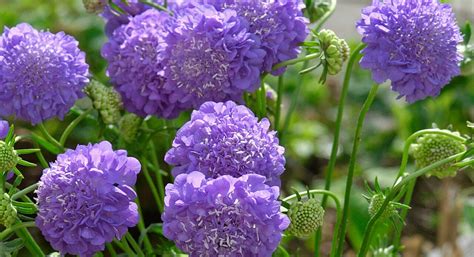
0, 23, 89, 125
165, 101, 285, 186
35, 141, 140, 257
162, 172, 289, 257
193, 0, 309, 74
102, 9, 182, 118
0, 120, 8, 139
357, 0, 463, 102
162, 5, 266, 109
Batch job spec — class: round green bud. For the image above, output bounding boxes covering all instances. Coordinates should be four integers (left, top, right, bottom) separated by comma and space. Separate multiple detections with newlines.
368, 194, 397, 219
82, 0, 106, 14
119, 113, 142, 144
287, 198, 325, 238
0, 141, 18, 172
85, 80, 123, 125
318, 30, 350, 75
0, 192, 17, 228
411, 131, 466, 178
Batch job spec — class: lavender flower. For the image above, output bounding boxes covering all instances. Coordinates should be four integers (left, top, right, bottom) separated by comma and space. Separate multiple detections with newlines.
162, 172, 289, 256
162, 5, 265, 109
193, 0, 309, 74
0, 23, 89, 124
0, 120, 8, 139
35, 142, 140, 257
102, 10, 181, 118
165, 101, 285, 186
357, 0, 463, 102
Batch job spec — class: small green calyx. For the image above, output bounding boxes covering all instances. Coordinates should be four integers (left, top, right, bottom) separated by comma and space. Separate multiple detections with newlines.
411, 130, 466, 178
85, 80, 123, 125
0, 192, 17, 228
368, 194, 397, 220
119, 113, 143, 144
0, 141, 18, 172
287, 198, 325, 238
318, 29, 350, 75
82, 0, 106, 14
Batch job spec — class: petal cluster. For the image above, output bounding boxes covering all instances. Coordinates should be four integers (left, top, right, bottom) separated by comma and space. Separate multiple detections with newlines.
162, 172, 289, 257
35, 142, 141, 257
0, 23, 89, 124
357, 0, 462, 102
165, 101, 285, 186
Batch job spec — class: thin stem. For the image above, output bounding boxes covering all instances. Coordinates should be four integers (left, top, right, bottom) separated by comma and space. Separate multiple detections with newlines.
33, 141, 49, 168
106, 243, 118, 257
11, 183, 38, 201
38, 123, 63, 152
274, 75, 284, 131
392, 178, 416, 250
141, 158, 164, 212
138, 0, 173, 15
59, 109, 92, 146
335, 84, 380, 257
257, 81, 267, 118
0, 221, 36, 240
357, 152, 465, 257
135, 195, 153, 254
117, 238, 136, 257
315, 0, 338, 31
315, 43, 365, 256
148, 142, 165, 209
125, 232, 145, 257
273, 53, 320, 71
15, 225, 44, 256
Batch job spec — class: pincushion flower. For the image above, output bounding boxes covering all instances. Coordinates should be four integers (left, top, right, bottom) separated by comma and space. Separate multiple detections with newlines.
162, 172, 289, 257
0, 23, 89, 124
102, 9, 181, 118
165, 101, 285, 186
193, 0, 309, 74
357, 0, 463, 102
35, 141, 141, 257
162, 5, 265, 109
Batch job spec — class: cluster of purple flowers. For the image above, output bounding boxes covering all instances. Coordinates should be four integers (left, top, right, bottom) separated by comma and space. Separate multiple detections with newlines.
357, 0, 462, 102
102, 0, 308, 118
163, 101, 288, 256
35, 142, 141, 257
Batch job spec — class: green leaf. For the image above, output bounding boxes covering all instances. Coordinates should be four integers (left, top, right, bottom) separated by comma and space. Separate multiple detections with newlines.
138, 223, 163, 245
0, 238, 24, 257
461, 21, 472, 45
272, 245, 290, 257
31, 133, 62, 155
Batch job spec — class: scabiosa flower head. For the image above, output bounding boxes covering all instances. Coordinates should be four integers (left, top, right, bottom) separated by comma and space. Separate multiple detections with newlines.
165, 101, 285, 186
357, 0, 463, 102
102, 9, 182, 118
35, 141, 140, 257
163, 5, 265, 109
0, 120, 8, 139
192, 0, 309, 74
0, 23, 89, 125
162, 172, 289, 256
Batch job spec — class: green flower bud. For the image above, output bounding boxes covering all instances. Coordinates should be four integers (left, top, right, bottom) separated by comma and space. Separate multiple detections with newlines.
82, 0, 106, 14
318, 30, 350, 75
287, 198, 325, 238
119, 113, 142, 144
0, 192, 17, 228
411, 131, 466, 178
0, 141, 18, 172
368, 194, 397, 219
85, 80, 123, 125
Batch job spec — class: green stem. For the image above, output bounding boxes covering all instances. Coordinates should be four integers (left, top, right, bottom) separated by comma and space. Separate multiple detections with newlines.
37, 123, 63, 152
125, 232, 145, 257
283, 190, 342, 257
314, 0, 338, 31
315, 43, 365, 256
357, 152, 465, 257
273, 53, 320, 71
335, 84, 380, 257
11, 183, 38, 201
274, 75, 284, 131
117, 238, 136, 256
257, 81, 267, 118
141, 158, 164, 212
0, 221, 36, 240
59, 109, 92, 146
135, 191, 153, 254
148, 142, 165, 206
138, 0, 172, 14
106, 243, 118, 257
33, 142, 49, 168
15, 225, 44, 256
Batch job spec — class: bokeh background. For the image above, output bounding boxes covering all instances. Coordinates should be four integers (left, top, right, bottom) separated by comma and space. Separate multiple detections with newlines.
0, 0, 473, 256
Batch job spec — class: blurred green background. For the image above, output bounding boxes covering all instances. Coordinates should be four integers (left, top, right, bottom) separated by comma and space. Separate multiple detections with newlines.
0, 0, 473, 256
